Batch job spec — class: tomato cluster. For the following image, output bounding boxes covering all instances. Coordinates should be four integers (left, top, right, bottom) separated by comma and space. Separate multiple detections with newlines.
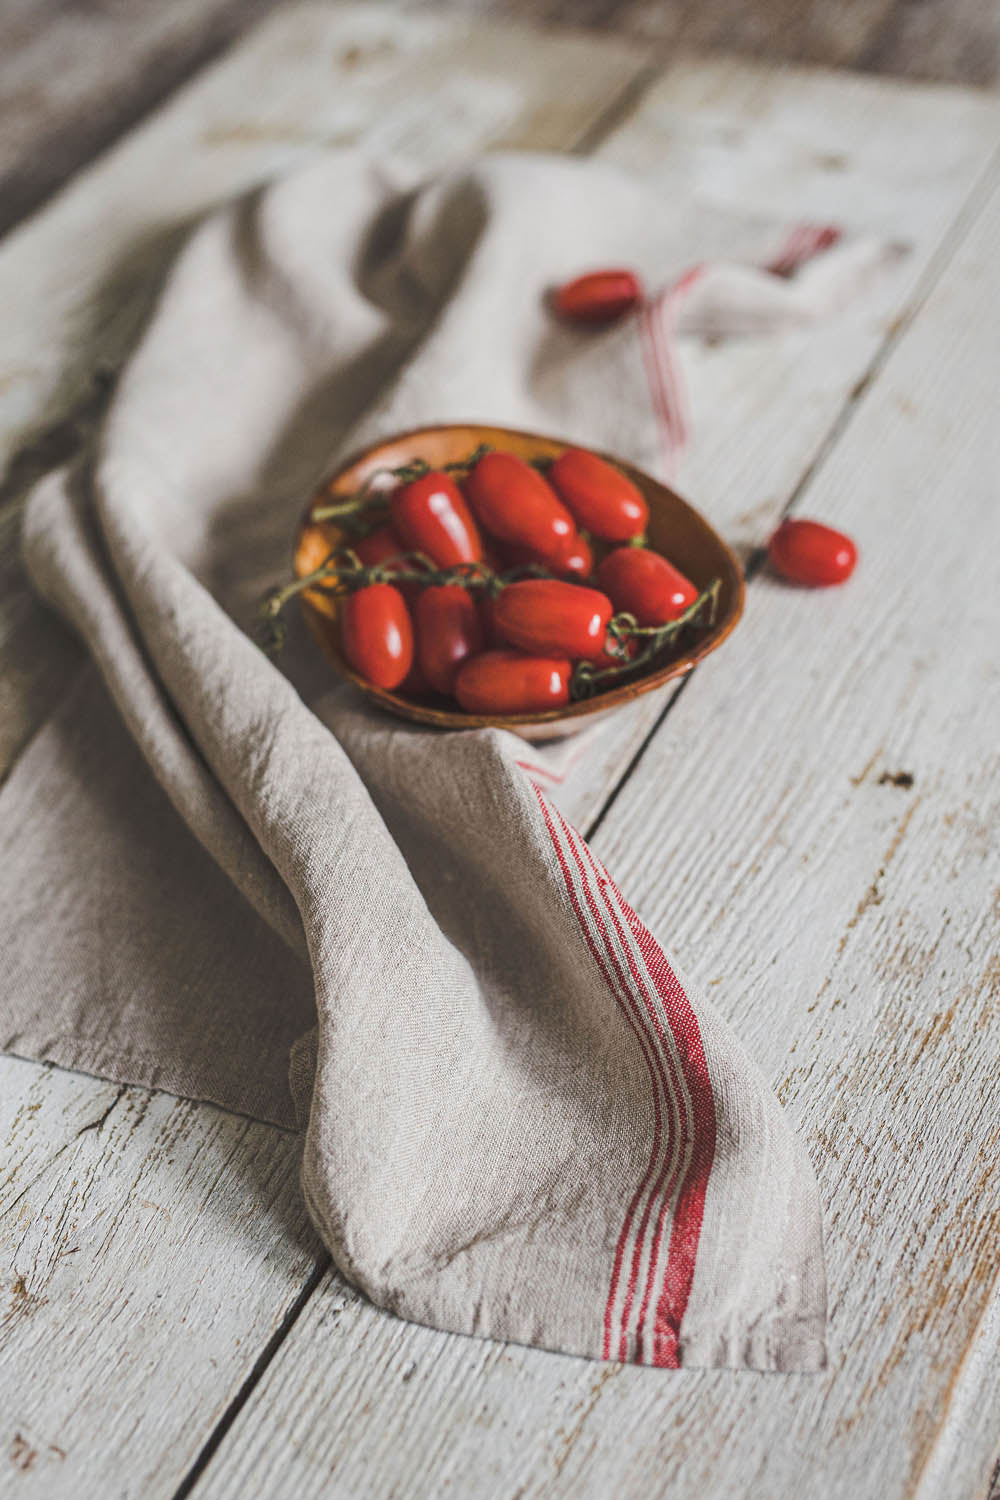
291, 444, 708, 717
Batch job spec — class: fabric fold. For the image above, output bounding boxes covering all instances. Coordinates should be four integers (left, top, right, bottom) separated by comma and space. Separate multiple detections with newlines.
1, 149, 841, 1369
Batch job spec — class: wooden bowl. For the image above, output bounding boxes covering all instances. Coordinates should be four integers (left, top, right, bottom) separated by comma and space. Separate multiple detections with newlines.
294, 424, 744, 741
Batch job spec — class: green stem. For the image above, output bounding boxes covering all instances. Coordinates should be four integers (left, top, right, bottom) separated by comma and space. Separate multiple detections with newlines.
571, 578, 721, 699
311, 444, 492, 523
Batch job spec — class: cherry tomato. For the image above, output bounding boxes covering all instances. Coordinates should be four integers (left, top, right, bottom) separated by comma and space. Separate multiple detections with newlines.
340, 583, 414, 690
555, 532, 594, 579
548, 448, 648, 542
597, 546, 698, 626
500, 530, 594, 580
350, 522, 425, 606
455, 651, 571, 715
552, 269, 643, 325
390, 471, 483, 569
399, 656, 430, 699
353, 522, 408, 568
478, 592, 505, 648
493, 579, 612, 660
768, 518, 857, 586
415, 585, 484, 696
464, 452, 576, 567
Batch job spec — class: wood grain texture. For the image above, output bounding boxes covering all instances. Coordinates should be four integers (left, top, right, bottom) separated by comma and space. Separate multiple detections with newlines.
549, 55, 1000, 829
1, 0, 998, 251
179, 146, 1000, 1500
0, 1, 642, 779
0, 1058, 321, 1496
1, 9, 998, 1500
399, 0, 1000, 86
0, 13, 647, 1498
0, 0, 293, 237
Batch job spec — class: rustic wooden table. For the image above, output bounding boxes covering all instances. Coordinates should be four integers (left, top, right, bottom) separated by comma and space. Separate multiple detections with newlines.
1, 6, 998, 1498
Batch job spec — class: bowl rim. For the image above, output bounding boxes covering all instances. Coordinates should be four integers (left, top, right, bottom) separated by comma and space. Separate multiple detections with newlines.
294, 421, 745, 732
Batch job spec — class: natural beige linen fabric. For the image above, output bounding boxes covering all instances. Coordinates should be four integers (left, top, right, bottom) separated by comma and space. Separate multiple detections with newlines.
2, 151, 831, 1370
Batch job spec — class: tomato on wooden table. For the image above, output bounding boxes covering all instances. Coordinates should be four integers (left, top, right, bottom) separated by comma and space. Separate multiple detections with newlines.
768, 518, 857, 586
552, 269, 643, 325
597, 546, 699, 626
493, 579, 612, 660
464, 452, 577, 567
415, 585, 484, 696
390, 471, 483, 568
548, 447, 648, 542
454, 651, 571, 715
340, 583, 414, 690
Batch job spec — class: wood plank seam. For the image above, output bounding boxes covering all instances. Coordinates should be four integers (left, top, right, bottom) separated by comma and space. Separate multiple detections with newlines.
3, 23, 999, 1495
0, 0, 293, 242
772, 137, 1000, 525
171, 1255, 333, 1500
168, 87, 1000, 1500
585, 134, 1000, 848
0, 47, 668, 1492
0, 1085, 127, 1223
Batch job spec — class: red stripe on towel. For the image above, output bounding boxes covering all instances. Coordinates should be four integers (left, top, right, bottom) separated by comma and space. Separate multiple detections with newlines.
766, 222, 842, 278
639, 228, 843, 471
619, 896, 717, 1368
567, 825, 690, 1365
535, 791, 715, 1366
533, 790, 675, 1362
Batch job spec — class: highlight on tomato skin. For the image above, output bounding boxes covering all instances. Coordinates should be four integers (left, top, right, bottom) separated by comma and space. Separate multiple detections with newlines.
554, 532, 594, 579
493, 579, 613, 661
415, 584, 484, 696
768, 518, 858, 587
597, 546, 698, 626
551, 269, 644, 326
548, 447, 649, 542
454, 650, 572, 715
463, 451, 577, 566
499, 531, 594, 580
340, 582, 414, 690
390, 470, 483, 569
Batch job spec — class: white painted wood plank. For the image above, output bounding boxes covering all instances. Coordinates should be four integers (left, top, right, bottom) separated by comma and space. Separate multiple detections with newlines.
0, 2, 640, 465
186, 106, 1000, 1500
1, 24, 996, 1500
0, 0, 294, 234
0, 1058, 123, 1217
0, 1075, 320, 1495
555, 55, 1000, 830
0, 1, 642, 776
0, 13, 645, 1498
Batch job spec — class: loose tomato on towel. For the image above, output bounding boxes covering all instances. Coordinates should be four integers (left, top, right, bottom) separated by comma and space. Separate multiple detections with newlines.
551, 269, 643, 325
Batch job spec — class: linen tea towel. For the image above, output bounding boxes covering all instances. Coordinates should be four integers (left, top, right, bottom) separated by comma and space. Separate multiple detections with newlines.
0, 150, 871, 1370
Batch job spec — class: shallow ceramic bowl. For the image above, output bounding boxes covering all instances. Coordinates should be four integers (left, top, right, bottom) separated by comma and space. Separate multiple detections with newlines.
294, 423, 744, 741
